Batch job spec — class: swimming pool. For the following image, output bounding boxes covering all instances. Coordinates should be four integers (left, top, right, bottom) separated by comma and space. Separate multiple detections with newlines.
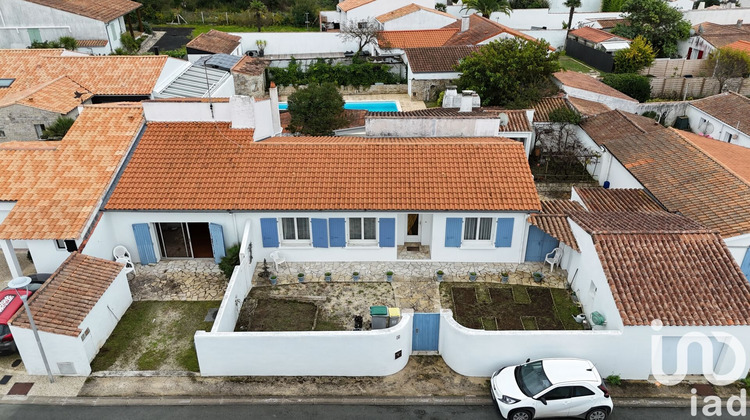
279, 100, 400, 112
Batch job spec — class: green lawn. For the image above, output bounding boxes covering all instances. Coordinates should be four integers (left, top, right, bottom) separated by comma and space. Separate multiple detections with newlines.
558, 55, 601, 75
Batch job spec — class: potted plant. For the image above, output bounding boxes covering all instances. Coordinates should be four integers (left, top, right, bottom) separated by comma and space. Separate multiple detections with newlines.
436, 270, 444, 282
386, 271, 393, 282
469, 272, 477, 282
501, 270, 509, 284
256, 39, 267, 56
324, 271, 332, 282
269, 274, 277, 285
298, 272, 305, 283
532, 271, 544, 283
352, 271, 360, 282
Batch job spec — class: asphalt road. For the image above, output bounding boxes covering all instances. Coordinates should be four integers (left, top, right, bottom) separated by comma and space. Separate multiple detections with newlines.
0, 404, 743, 420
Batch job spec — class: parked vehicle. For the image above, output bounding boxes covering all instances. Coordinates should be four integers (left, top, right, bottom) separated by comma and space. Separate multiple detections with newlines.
0, 288, 31, 354
490, 358, 612, 420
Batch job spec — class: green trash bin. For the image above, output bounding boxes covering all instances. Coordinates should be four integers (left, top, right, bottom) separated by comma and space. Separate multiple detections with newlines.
370, 305, 388, 330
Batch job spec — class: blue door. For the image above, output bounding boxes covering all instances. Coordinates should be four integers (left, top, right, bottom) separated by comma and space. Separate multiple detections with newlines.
524, 225, 559, 262
412, 313, 440, 351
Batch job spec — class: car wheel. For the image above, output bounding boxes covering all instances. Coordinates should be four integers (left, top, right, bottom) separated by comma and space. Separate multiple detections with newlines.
586, 407, 609, 420
509, 409, 533, 420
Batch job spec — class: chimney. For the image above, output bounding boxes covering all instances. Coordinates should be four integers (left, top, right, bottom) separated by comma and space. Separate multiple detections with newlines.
738, 19, 744, 29
459, 90, 474, 112
461, 15, 470, 32
269, 81, 281, 135
230, 95, 255, 129
442, 85, 458, 108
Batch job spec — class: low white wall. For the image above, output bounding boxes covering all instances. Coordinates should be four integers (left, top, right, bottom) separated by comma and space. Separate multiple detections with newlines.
683, 7, 750, 25
233, 32, 359, 56
212, 251, 256, 332
490, 10, 622, 30
195, 310, 413, 376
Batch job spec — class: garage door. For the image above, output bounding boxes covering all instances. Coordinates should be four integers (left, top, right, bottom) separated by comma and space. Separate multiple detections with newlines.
660, 336, 724, 376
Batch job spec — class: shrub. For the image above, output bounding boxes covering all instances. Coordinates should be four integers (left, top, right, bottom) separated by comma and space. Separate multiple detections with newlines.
606, 374, 622, 386
41, 116, 75, 140
548, 106, 582, 124
120, 33, 139, 53
163, 47, 187, 59
219, 244, 241, 280
613, 36, 656, 74
287, 82, 347, 135
269, 57, 401, 87
435, 2, 447, 11
602, 73, 651, 102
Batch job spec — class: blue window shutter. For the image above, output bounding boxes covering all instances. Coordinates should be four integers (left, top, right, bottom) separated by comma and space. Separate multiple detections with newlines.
379, 218, 395, 247
311, 218, 329, 248
741, 248, 750, 281
208, 223, 226, 264
132, 223, 157, 264
329, 218, 346, 247
495, 218, 514, 247
445, 218, 462, 247
260, 218, 279, 248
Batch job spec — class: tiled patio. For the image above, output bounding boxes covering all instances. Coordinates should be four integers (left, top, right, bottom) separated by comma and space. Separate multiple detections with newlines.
129, 259, 226, 301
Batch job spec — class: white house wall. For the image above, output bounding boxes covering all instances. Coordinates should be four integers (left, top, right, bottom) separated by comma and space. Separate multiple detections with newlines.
488, 10, 622, 31
9, 327, 90, 376
78, 270, 132, 363
27, 239, 77, 273
365, 117, 500, 137
725, 234, 750, 270
522, 29, 567, 50
683, 8, 750, 26
576, 126, 644, 188
382, 10, 456, 31
686, 105, 750, 148
346, 0, 436, 23
430, 213, 528, 263
232, 32, 359, 56
557, 85, 638, 113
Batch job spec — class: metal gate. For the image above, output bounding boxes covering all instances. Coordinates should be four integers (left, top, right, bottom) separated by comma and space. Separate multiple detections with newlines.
412, 313, 440, 351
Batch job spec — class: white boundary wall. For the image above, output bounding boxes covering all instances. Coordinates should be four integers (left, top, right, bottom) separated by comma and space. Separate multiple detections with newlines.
212, 222, 256, 333
232, 32, 359, 56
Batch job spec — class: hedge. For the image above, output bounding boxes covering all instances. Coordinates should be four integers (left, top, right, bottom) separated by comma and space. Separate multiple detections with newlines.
269, 57, 402, 87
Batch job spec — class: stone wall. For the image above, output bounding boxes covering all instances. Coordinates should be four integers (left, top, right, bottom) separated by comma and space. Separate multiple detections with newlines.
0, 104, 63, 142
278, 83, 407, 98
410, 79, 454, 102
233, 72, 267, 99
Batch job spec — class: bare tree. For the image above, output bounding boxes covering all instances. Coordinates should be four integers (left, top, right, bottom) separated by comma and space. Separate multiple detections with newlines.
338, 18, 380, 56
533, 110, 599, 181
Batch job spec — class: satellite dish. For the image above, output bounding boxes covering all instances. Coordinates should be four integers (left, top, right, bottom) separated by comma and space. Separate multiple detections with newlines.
498, 112, 509, 127
705, 122, 714, 135
732, 133, 739, 140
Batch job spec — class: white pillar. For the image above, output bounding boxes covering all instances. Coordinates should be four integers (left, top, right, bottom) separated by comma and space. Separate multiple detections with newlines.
1, 240, 22, 279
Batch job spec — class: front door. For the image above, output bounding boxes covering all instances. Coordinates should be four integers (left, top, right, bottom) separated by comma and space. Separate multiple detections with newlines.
156, 222, 214, 259
406, 213, 420, 243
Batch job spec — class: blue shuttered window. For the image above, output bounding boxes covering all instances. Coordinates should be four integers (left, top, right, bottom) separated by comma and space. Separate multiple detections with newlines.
260, 218, 279, 248
132, 223, 157, 264
329, 218, 346, 247
741, 248, 750, 281
208, 223, 226, 264
311, 218, 329, 248
445, 218, 463, 247
495, 218, 514, 247
379, 218, 395, 247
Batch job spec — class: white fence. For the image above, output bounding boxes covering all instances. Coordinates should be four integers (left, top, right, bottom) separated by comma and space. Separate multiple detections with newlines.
211, 224, 256, 332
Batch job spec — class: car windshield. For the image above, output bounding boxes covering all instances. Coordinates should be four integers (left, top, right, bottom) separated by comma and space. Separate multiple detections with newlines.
515, 361, 552, 397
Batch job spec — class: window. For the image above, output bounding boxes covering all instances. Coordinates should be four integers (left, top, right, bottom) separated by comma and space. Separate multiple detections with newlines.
54, 239, 66, 250
572, 386, 595, 397
34, 124, 45, 139
281, 217, 310, 241
349, 217, 376, 242
0, 130, 5, 138
463, 217, 493, 241
357, 21, 369, 29
0, 79, 14, 88
542, 386, 573, 401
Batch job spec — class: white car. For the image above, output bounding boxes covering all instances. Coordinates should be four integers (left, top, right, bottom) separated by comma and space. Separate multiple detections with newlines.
490, 358, 613, 420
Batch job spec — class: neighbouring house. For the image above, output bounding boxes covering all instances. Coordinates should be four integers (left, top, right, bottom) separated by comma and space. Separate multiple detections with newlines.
9, 252, 132, 376
403, 45, 478, 100
552, 70, 639, 109
577, 109, 750, 277
375, 4, 457, 31
565, 27, 631, 72
0, 103, 145, 278
687, 91, 750, 148
154, 54, 239, 99
681, 20, 750, 60
588, 18, 628, 32
321, 0, 436, 31
725, 39, 750, 54
186, 29, 243, 63
0, 0, 142, 54
231, 56, 270, 99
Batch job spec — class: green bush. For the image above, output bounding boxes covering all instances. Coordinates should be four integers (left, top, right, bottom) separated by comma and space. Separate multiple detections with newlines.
606, 374, 622, 386
163, 47, 187, 58
269, 57, 401, 87
602, 73, 651, 102
121, 33, 140, 53
58, 36, 78, 50
219, 244, 241, 280
548, 106, 582, 124
41, 116, 75, 140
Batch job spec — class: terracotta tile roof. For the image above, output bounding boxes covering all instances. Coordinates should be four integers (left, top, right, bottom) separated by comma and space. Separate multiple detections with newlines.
594, 18, 628, 30
725, 39, 750, 54
694, 22, 750, 48
338, 0, 376, 11
532, 96, 571, 123
569, 26, 629, 44
231, 55, 269, 76
581, 111, 750, 238
574, 187, 664, 213
529, 214, 579, 251
567, 96, 611, 117
186, 29, 242, 55
10, 253, 124, 337
595, 229, 750, 326
106, 125, 541, 211
0, 104, 144, 240
0, 51, 168, 101
0, 75, 93, 114
498, 110, 532, 132
442, 14, 541, 47
377, 29, 458, 49
553, 71, 638, 102
541, 199, 584, 214
376, 4, 456, 23
571, 210, 705, 233
690, 92, 750, 136
76, 39, 108, 48
404, 45, 478, 73
679, 130, 750, 184
24, 0, 141, 22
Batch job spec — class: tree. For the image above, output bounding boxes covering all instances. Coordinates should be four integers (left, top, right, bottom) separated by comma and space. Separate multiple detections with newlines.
248, 0, 267, 32
41, 116, 75, 140
435, 2, 447, 11
289, 0, 319, 27
613, 35, 656, 73
287, 83, 347, 135
611, 0, 691, 58
456, 38, 560, 107
339, 18, 380, 55
708, 47, 750, 92
564, 0, 581, 35
460, 0, 512, 17
602, 73, 651, 102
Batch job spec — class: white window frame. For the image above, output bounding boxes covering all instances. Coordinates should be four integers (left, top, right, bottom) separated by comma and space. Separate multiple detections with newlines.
347, 217, 378, 246
461, 217, 494, 248
54, 239, 67, 251
279, 217, 312, 246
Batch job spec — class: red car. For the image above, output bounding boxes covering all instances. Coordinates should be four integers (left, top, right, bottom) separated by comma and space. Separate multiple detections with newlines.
0, 288, 31, 354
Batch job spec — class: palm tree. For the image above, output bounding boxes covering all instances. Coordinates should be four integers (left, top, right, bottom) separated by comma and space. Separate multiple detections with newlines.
460, 0, 511, 18
564, 0, 582, 35
248, 0, 268, 32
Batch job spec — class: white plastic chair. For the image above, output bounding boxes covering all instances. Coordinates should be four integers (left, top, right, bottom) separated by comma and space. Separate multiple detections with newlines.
113, 245, 132, 261
545, 247, 562, 272
270, 251, 287, 273
116, 257, 136, 275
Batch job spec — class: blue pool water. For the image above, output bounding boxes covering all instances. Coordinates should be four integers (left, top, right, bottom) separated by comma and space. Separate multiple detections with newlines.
279, 101, 399, 112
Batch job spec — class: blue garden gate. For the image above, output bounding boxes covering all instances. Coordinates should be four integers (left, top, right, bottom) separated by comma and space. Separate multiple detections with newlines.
412, 313, 440, 351
524, 225, 559, 262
